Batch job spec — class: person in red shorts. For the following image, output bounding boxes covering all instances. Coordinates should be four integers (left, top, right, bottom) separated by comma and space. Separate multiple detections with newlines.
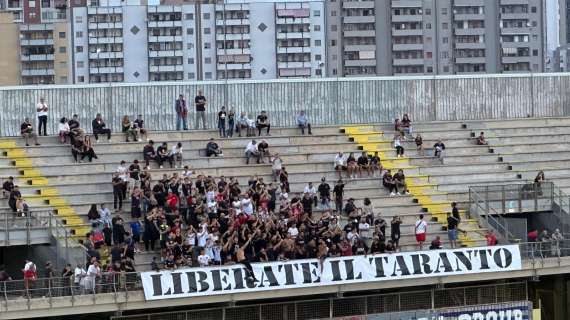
415, 214, 428, 250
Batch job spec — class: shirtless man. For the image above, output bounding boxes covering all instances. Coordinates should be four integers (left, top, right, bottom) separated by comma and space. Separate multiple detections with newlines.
236, 238, 258, 282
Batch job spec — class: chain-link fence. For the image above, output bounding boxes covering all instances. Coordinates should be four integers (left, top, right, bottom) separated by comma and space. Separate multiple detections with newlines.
108, 282, 527, 320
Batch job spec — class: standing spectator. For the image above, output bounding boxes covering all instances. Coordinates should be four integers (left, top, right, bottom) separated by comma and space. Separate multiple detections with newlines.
245, 140, 261, 164
333, 179, 345, 213
8, 185, 21, 212
394, 135, 404, 158
122, 115, 138, 142
85, 260, 100, 293
22, 259, 37, 292
433, 139, 446, 163
296, 110, 312, 135
256, 111, 271, 136
58, 117, 70, 143
304, 182, 318, 207
318, 177, 331, 210
551, 229, 563, 256
128, 160, 141, 189
447, 212, 459, 249
415, 134, 424, 156
134, 114, 147, 141
112, 173, 124, 212
390, 216, 402, 249
194, 90, 207, 130
36, 97, 48, 136
74, 264, 86, 292
21, 118, 40, 146
227, 108, 235, 138
206, 138, 223, 157
415, 214, 428, 250
476, 132, 488, 145
218, 106, 227, 138
92, 113, 111, 143
175, 94, 188, 131
271, 153, 283, 182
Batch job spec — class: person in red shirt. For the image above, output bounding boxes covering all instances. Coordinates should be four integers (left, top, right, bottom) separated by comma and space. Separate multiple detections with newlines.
528, 229, 538, 242
340, 239, 353, 256
485, 230, 498, 246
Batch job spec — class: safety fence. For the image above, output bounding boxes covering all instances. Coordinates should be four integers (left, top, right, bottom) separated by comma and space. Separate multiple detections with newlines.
107, 282, 528, 320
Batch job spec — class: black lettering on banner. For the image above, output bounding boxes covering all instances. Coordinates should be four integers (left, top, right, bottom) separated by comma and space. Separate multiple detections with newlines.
186, 272, 197, 293
257, 265, 280, 288
391, 255, 411, 277
211, 269, 232, 291
433, 253, 453, 273
343, 259, 363, 280
477, 249, 491, 270
453, 250, 473, 272
411, 254, 432, 275
329, 260, 343, 281
368, 256, 388, 278
150, 273, 164, 296
232, 268, 245, 290
493, 248, 512, 268
311, 262, 321, 283
278, 264, 298, 285
196, 271, 209, 292
170, 272, 184, 294
300, 262, 322, 283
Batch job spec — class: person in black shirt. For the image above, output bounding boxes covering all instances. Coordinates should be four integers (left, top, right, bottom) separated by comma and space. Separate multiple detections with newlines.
206, 138, 223, 157
20, 118, 39, 146
217, 106, 227, 138
157, 142, 172, 169
256, 110, 271, 136
390, 215, 401, 249
91, 113, 111, 143
447, 212, 459, 249
257, 140, 269, 163
8, 185, 20, 212
68, 114, 83, 144
357, 151, 372, 177
143, 140, 157, 167
133, 114, 147, 141
129, 160, 141, 188
2, 176, 14, 198
433, 139, 446, 163
369, 151, 382, 177
317, 177, 331, 210
194, 90, 207, 130
112, 173, 125, 212
393, 169, 409, 195
333, 179, 344, 213
383, 170, 397, 196
227, 108, 235, 138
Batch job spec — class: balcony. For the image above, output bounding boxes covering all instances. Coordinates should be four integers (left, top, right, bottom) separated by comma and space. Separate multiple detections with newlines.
501, 27, 531, 35
393, 58, 424, 66
7, 0, 22, 9
344, 44, 376, 52
20, 24, 54, 31
392, 43, 423, 51
391, 15, 423, 23
455, 57, 487, 64
217, 63, 252, 70
454, 28, 485, 36
500, 13, 529, 20
216, 33, 251, 41
454, 42, 486, 50
343, 30, 376, 38
88, 22, 123, 30
149, 65, 184, 72
216, 19, 250, 26
501, 41, 530, 48
277, 61, 311, 69
277, 46, 311, 54
276, 32, 311, 40
148, 35, 183, 43
454, 0, 484, 5
279, 68, 311, 77
148, 21, 182, 28
275, 17, 310, 25
345, 59, 377, 67
217, 48, 251, 55
21, 69, 55, 76
391, 0, 422, 8
342, 0, 374, 9
88, 7, 123, 15
89, 51, 124, 59
88, 37, 123, 44
20, 38, 54, 46
500, 0, 530, 5
454, 13, 485, 21
89, 66, 124, 74
148, 50, 183, 57
148, 6, 182, 13
392, 28, 423, 36
343, 16, 375, 24
501, 55, 532, 64
215, 4, 250, 11
21, 54, 54, 61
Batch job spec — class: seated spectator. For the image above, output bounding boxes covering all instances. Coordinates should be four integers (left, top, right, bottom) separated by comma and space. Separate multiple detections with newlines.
245, 139, 261, 164
236, 112, 254, 137
16, 195, 29, 217
169, 142, 183, 168
20, 118, 40, 146
257, 139, 270, 163
346, 152, 358, 179
206, 138, 223, 157
476, 132, 488, 145
143, 140, 157, 167
485, 230, 498, 246
71, 138, 85, 163
394, 135, 404, 158
256, 111, 271, 136
401, 113, 413, 137
357, 151, 372, 177
157, 142, 172, 169
334, 152, 347, 179
68, 114, 83, 143
383, 169, 397, 196
122, 115, 138, 142
134, 114, 147, 141
433, 139, 446, 163
92, 113, 111, 143
393, 169, 409, 195
296, 110, 312, 135
394, 118, 403, 137
415, 134, 424, 156
429, 236, 443, 250
82, 135, 97, 162
8, 185, 20, 212
2, 176, 14, 198
369, 152, 382, 177
58, 117, 70, 144
87, 204, 101, 224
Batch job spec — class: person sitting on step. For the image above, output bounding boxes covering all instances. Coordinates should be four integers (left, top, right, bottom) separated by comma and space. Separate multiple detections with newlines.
122, 115, 138, 142
476, 132, 488, 145
20, 118, 40, 146
206, 138, 223, 157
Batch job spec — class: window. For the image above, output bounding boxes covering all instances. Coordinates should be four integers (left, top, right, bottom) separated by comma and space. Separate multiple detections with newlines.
331, 24, 337, 32
331, 39, 336, 46
78, 76, 84, 82
58, 46, 66, 53
314, 25, 321, 32
188, 72, 195, 79
75, 46, 83, 53
314, 40, 321, 46
59, 76, 68, 83
313, 10, 320, 17
315, 54, 321, 61
441, 8, 447, 15
187, 43, 194, 49
425, 23, 431, 29
185, 13, 194, 20
77, 61, 84, 68
59, 61, 67, 67
426, 67, 433, 73
59, 32, 65, 38
205, 72, 212, 79
442, 23, 448, 30
332, 68, 337, 75
187, 28, 194, 35
188, 58, 194, 64
443, 37, 448, 44
75, 31, 83, 38
316, 69, 322, 76
203, 13, 210, 20
425, 9, 431, 15
441, 51, 448, 59
533, 63, 538, 71
205, 57, 211, 64
425, 36, 432, 43
531, 6, 537, 13
331, 10, 336, 17
533, 49, 538, 56
425, 52, 432, 59
204, 42, 211, 49
443, 66, 449, 72
204, 28, 211, 34
75, 15, 82, 23
532, 21, 537, 27
29, 0, 35, 7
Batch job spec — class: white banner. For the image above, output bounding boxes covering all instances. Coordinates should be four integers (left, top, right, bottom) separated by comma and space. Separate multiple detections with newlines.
141, 245, 522, 301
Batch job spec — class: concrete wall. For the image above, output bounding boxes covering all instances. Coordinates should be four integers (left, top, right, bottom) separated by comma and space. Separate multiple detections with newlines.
1, 73, 570, 136
0, 12, 21, 86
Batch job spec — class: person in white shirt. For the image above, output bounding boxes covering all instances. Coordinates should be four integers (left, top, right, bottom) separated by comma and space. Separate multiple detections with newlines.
74, 264, 87, 291
85, 260, 100, 292
304, 182, 318, 207
198, 249, 211, 267
358, 217, 371, 239
182, 165, 193, 178
116, 160, 129, 182
36, 97, 48, 136
99, 204, 112, 226
241, 193, 254, 215
245, 140, 261, 164
334, 152, 347, 179
415, 214, 428, 250
58, 117, 70, 143
169, 142, 183, 168
271, 153, 283, 182
287, 224, 299, 239
197, 224, 209, 248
